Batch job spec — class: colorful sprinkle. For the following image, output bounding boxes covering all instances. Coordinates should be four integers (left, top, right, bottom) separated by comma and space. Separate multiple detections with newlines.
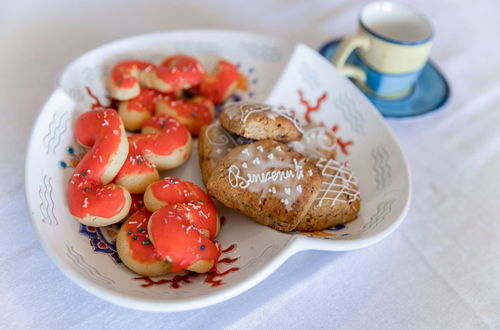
59, 161, 67, 169
67, 146, 75, 154
200, 245, 206, 250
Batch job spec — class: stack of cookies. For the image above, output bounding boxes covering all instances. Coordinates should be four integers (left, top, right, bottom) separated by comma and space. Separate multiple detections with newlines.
198, 102, 361, 232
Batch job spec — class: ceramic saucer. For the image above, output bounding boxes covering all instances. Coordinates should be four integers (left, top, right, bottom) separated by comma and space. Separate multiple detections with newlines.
319, 38, 450, 117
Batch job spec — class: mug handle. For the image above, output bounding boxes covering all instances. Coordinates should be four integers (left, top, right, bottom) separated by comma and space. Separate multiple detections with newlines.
331, 35, 370, 83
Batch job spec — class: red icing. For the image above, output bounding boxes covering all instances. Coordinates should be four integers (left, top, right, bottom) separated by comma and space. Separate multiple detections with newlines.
110, 57, 205, 94
115, 115, 190, 179
149, 178, 212, 205
158, 55, 206, 90
135, 115, 189, 156
111, 60, 154, 89
298, 90, 328, 124
113, 57, 241, 135
147, 178, 220, 272
116, 147, 156, 178
152, 202, 218, 239
149, 214, 220, 273
119, 88, 214, 136
200, 60, 241, 105
126, 88, 158, 114
157, 94, 214, 136
122, 209, 160, 263
68, 109, 129, 219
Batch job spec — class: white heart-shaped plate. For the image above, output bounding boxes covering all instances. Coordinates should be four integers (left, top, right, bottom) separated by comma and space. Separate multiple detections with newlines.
25, 30, 411, 311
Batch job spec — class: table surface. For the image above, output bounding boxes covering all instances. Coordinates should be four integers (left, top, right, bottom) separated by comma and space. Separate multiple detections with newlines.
2, 0, 500, 328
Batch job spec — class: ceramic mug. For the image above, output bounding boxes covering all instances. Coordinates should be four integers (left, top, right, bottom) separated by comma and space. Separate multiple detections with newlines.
332, 1, 433, 99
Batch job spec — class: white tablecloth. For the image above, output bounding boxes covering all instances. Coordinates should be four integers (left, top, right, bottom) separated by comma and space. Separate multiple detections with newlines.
2, 0, 500, 328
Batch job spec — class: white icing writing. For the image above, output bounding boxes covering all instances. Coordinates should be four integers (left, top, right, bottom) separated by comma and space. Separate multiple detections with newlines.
228, 159, 304, 189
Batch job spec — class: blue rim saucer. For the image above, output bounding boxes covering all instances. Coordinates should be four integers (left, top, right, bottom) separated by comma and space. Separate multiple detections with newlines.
319, 38, 450, 118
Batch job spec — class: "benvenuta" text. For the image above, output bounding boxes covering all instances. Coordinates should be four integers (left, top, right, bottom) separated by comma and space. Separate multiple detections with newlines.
228, 159, 304, 189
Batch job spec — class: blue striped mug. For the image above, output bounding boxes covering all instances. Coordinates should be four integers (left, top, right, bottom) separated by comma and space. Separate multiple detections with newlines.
332, 1, 433, 99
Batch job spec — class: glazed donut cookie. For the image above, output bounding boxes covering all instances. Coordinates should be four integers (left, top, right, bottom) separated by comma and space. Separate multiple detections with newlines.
219, 102, 303, 142
67, 109, 131, 226
116, 209, 171, 277
117, 88, 158, 131
200, 59, 241, 105
108, 55, 206, 101
155, 94, 215, 136
207, 140, 322, 232
159, 54, 207, 89
144, 178, 219, 237
147, 205, 221, 273
296, 158, 361, 231
117, 87, 215, 136
144, 178, 221, 273
198, 122, 253, 185
114, 114, 192, 194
